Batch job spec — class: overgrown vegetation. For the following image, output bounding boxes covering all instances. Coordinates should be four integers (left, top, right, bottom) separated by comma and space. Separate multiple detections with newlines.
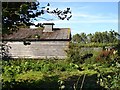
2, 59, 90, 89
2, 41, 120, 90
66, 42, 120, 90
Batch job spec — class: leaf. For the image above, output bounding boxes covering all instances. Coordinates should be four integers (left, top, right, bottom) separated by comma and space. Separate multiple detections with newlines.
20, 4, 28, 14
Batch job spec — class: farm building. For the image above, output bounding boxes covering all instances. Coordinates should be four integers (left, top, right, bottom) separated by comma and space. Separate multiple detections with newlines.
2, 23, 71, 59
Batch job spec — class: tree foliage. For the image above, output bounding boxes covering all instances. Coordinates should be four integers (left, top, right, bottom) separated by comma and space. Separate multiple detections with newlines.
72, 30, 120, 44
2, 2, 72, 34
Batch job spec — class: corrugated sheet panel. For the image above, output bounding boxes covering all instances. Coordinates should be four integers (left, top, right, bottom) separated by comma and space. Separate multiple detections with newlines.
3, 28, 71, 40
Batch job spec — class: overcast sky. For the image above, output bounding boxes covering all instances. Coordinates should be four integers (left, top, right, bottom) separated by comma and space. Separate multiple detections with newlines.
32, 1, 118, 35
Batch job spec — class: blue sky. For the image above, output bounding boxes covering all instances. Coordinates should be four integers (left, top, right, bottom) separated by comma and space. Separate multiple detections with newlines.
32, 2, 118, 35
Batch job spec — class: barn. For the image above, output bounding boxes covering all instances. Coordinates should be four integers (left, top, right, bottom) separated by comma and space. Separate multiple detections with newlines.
2, 23, 71, 59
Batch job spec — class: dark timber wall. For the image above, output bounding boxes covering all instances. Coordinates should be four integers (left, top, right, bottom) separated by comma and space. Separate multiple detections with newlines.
6, 41, 69, 59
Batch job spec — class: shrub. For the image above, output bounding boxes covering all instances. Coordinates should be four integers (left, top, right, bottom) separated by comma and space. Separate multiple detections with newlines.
96, 52, 120, 89
66, 43, 83, 64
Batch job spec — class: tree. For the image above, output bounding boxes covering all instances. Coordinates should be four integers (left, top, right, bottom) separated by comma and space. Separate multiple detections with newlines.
72, 30, 120, 44
87, 33, 93, 43
80, 32, 87, 43
108, 30, 119, 43
2, 2, 72, 35
72, 34, 82, 43
102, 31, 109, 43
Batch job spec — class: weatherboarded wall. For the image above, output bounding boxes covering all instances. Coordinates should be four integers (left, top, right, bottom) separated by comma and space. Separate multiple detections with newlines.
6, 41, 69, 59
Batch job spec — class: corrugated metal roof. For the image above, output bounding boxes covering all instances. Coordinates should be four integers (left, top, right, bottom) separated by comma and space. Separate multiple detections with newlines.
2, 28, 71, 41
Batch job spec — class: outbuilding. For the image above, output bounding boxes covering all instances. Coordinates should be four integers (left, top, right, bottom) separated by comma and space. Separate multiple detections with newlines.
2, 23, 71, 59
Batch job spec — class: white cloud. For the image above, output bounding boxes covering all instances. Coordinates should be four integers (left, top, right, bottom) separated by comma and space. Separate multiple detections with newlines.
34, 18, 117, 24
33, 5, 117, 24
72, 12, 117, 19
78, 19, 118, 23
71, 12, 118, 23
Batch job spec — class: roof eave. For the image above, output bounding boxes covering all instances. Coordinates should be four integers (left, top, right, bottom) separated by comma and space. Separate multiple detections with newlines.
2, 39, 71, 41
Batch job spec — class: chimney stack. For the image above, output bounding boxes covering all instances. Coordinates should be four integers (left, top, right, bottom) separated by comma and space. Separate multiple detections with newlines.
43, 23, 54, 32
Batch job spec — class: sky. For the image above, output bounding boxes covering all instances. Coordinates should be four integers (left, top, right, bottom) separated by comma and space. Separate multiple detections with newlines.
31, 1, 118, 35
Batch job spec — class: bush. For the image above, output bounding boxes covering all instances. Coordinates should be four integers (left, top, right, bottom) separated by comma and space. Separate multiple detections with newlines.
66, 43, 83, 64
96, 54, 120, 89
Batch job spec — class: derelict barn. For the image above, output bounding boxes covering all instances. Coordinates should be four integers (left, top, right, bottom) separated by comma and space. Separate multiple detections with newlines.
2, 23, 71, 59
